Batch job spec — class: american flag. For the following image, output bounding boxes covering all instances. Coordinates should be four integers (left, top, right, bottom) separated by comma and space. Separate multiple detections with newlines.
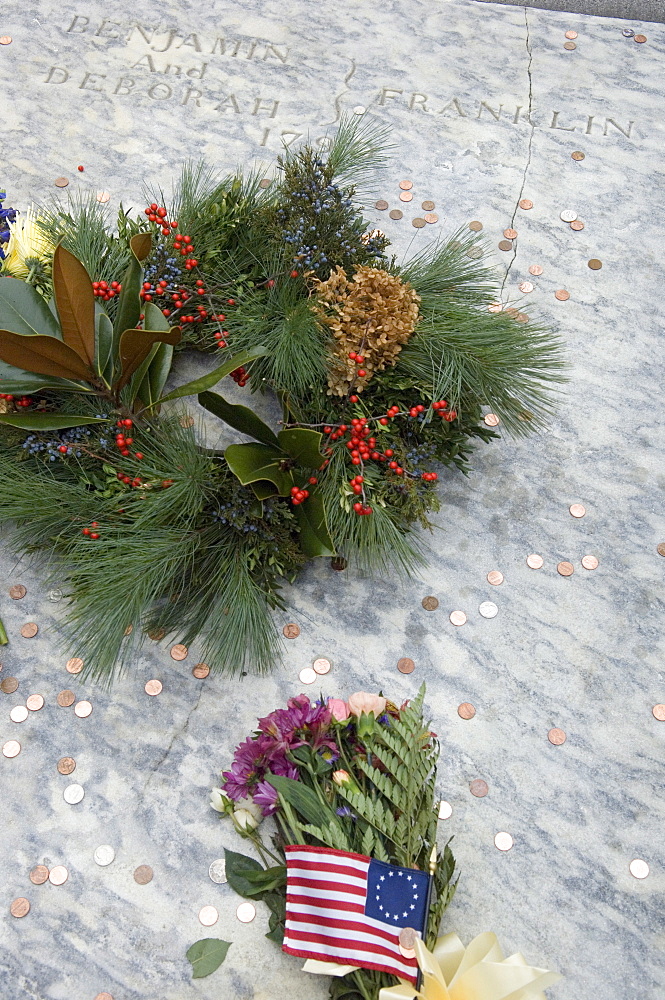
282, 845, 430, 984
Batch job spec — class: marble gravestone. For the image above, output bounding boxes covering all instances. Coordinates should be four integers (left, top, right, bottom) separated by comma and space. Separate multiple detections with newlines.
1, 1, 664, 998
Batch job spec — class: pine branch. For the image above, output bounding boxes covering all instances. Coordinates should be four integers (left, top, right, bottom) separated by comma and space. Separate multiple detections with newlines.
323, 114, 394, 188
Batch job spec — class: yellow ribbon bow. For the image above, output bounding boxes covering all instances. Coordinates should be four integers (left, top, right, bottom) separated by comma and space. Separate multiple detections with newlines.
378, 932, 561, 1000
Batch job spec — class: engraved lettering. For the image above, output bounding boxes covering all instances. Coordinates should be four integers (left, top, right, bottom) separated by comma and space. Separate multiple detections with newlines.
252, 98, 279, 117
126, 24, 156, 44
230, 39, 243, 57
585, 115, 597, 134
114, 77, 136, 95
263, 45, 288, 63
513, 106, 533, 124
280, 131, 303, 147
79, 73, 106, 92
163, 64, 182, 76
550, 111, 576, 131
132, 55, 157, 72
210, 37, 226, 55
260, 127, 271, 146
67, 15, 89, 33
187, 63, 208, 79
214, 94, 241, 113
379, 88, 403, 105
604, 118, 633, 138
409, 93, 429, 111
148, 82, 173, 100
45, 66, 70, 84
246, 41, 257, 59
439, 99, 467, 117
95, 19, 122, 39
151, 29, 176, 53
181, 87, 202, 106
178, 33, 202, 52
477, 101, 503, 121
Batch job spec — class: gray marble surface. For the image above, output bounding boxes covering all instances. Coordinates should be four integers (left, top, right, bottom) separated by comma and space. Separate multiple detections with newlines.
1, 1, 665, 998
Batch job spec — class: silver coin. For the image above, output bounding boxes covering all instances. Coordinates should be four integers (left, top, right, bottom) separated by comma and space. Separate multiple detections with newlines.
559, 210, 577, 223
48, 589, 63, 602
466, 247, 482, 259
299, 667, 317, 685
622, 28, 634, 36
63, 783, 85, 805
438, 800, 453, 820
10, 705, 29, 723
94, 845, 116, 867
209, 858, 227, 884
479, 601, 498, 619
629, 858, 649, 879
353, 105, 366, 115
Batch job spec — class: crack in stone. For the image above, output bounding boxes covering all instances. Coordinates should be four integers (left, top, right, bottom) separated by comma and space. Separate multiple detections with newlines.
501, 8, 535, 298
142, 685, 204, 793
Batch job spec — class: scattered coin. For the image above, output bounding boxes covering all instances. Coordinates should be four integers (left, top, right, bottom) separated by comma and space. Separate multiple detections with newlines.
658, 543, 665, 557
570, 220, 585, 231
412, 217, 426, 228
494, 832, 514, 851
479, 601, 498, 619
469, 779, 488, 798
199, 905, 219, 927
63, 783, 85, 805
20, 623, 38, 638
581, 555, 599, 570
236, 901, 256, 923
170, 643, 188, 660
2, 740, 21, 758
421, 200, 435, 211
94, 845, 116, 867
1, 677, 19, 694
54, 177, 69, 188
399, 180, 413, 191
57, 757, 76, 775
555, 289, 570, 301
399, 191, 413, 203
209, 858, 228, 884
10, 898, 30, 918
389, 209, 403, 220
529, 264, 543, 276
557, 562, 574, 577
123, 624, 133, 636
26, 694, 44, 712
467, 247, 483, 258
29, 866, 49, 885
48, 589, 63, 602
422, 596, 439, 611
330, 556, 347, 570
49, 866, 68, 885
516, 313, 529, 323
0, 36, 13, 45
565, 30, 578, 39
503, 228, 518, 239
375, 200, 389, 210
449, 610, 467, 626
179, 414, 195, 428
397, 657, 415, 674
10, 705, 29, 723
487, 570, 504, 586
519, 199, 533, 210
398, 926, 417, 958
458, 703, 476, 720
569, 503, 586, 518
484, 413, 500, 426
629, 859, 649, 878
526, 554, 543, 569
498, 240, 513, 251
652, 705, 665, 721
66, 657, 84, 674
57, 690, 76, 707
488, 303, 502, 313
192, 663, 210, 679
147, 628, 166, 642
548, 728, 567, 745
9, 585, 26, 599
134, 865, 153, 885
74, 700, 93, 718
469, 221, 483, 231
518, 281, 534, 293
424, 212, 439, 224
571, 151, 585, 161
438, 800, 453, 820
560, 210, 577, 222
144, 679, 163, 696
564, 41, 577, 50
634, 34, 647, 43
313, 657, 332, 675
622, 28, 635, 37
283, 624, 300, 639
588, 259, 602, 270
94, 994, 114, 1000
96, 191, 111, 204
299, 667, 317, 685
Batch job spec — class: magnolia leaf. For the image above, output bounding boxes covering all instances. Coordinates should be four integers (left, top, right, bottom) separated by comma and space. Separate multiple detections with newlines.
0, 330, 95, 381
156, 347, 270, 405
225, 442, 293, 496
265, 774, 334, 826
95, 307, 114, 384
0, 413, 109, 430
198, 390, 279, 447
294, 493, 335, 558
250, 479, 281, 500
277, 427, 326, 469
51, 244, 96, 366
186, 938, 231, 980
115, 326, 181, 394
130, 232, 153, 262
112, 232, 152, 350
0, 277, 61, 338
0, 359, 91, 395
131, 302, 175, 406
224, 848, 264, 899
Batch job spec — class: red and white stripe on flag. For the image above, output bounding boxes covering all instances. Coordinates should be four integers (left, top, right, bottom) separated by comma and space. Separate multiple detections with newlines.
282, 845, 420, 983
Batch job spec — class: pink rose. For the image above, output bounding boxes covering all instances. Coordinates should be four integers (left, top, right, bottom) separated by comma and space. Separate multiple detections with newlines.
347, 692, 387, 718
328, 698, 350, 721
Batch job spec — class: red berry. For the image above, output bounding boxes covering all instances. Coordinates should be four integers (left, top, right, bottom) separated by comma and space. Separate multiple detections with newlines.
77, 165, 84, 172
389, 461, 398, 470
157, 207, 167, 218
349, 395, 359, 403
353, 502, 362, 513
379, 418, 389, 425
348, 352, 357, 361
357, 369, 366, 377
82, 528, 90, 535
58, 445, 68, 454
356, 356, 364, 364
134, 452, 144, 460
123, 419, 133, 427
290, 270, 298, 278
90, 532, 100, 539
308, 477, 317, 484
385, 449, 394, 457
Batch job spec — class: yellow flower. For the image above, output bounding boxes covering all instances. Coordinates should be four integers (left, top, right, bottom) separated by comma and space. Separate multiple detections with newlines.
2, 208, 55, 279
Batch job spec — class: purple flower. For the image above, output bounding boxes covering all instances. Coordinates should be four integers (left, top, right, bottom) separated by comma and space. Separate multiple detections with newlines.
221, 734, 275, 801
336, 806, 356, 819
253, 780, 280, 815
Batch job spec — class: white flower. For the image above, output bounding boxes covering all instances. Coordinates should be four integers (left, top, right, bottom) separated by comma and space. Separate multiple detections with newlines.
2, 208, 55, 279
231, 796, 263, 832
210, 788, 230, 813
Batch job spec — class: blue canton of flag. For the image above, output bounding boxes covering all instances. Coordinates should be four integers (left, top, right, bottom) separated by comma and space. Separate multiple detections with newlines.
364, 857, 430, 932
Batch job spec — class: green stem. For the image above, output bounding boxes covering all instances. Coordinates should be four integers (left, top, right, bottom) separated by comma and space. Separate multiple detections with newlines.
0, 617, 7, 645
350, 970, 376, 1000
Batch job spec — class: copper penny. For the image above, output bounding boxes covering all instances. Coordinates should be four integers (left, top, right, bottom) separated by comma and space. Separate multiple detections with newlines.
313, 657, 332, 675
557, 562, 574, 577
399, 180, 413, 191
144, 679, 163, 696
467, 247, 483, 259
518, 281, 534, 293
548, 728, 567, 745
519, 199, 533, 210
10, 898, 30, 918
9, 585, 27, 599
94, 994, 114, 1000
634, 34, 647, 43
658, 543, 665, 557
2, 740, 21, 758
26, 694, 44, 711
123, 624, 133, 636
259, 178, 271, 188
488, 303, 502, 313
469, 221, 483, 231
571, 151, 585, 161
74, 700, 93, 718
147, 628, 166, 641
526, 554, 544, 569
424, 213, 439, 224
504, 307, 519, 317
569, 503, 586, 518
57, 690, 76, 707
48, 866, 68, 885
375, 200, 389, 211
565, 30, 578, 39
469, 779, 488, 798
283, 624, 300, 639
66, 657, 83, 674
10, 705, 29, 723
564, 41, 577, 50
516, 313, 529, 323
54, 177, 69, 188
192, 663, 210, 679
555, 289, 570, 301
421, 201, 435, 211
96, 191, 111, 203
412, 217, 426, 228
1, 676, 19, 694
487, 570, 504, 586
397, 657, 415, 674
0, 36, 12, 44
570, 220, 585, 230
399, 191, 413, 203
30, 866, 49, 885
498, 240, 512, 251
529, 264, 543, 276
422, 596, 439, 611
179, 414, 195, 428
20, 623, 38, 638
458, 702, 476, 720
652, 705, 665, 721
399, 926, 417, 950
581, 555, 599, 570
503, 228, 518, 239
389, 210, 403, 220
57, 757, 76, 775
170, 643, 188, 660
588, 259, 602, 270
484, 413, 500, 427
450, 610, 466, 626
134, 865, 153, 884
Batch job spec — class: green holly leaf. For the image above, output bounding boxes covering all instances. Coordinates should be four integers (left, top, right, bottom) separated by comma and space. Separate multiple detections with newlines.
186, 938, 231, 979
